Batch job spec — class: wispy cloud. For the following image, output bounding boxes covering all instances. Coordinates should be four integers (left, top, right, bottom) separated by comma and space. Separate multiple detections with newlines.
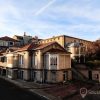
0, 0, 100, 40
34, 0, 56, 16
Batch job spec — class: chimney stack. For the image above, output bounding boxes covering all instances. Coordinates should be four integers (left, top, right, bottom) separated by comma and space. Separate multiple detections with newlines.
24, 32, 26, 36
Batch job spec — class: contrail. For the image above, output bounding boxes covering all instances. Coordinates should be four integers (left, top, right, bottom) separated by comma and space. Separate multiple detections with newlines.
34, 0, 56, 16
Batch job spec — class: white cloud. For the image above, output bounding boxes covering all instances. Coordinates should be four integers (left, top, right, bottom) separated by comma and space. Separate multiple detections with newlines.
0, 0, 100, 41
49, 1, 100, 22
0, 2, 21, 20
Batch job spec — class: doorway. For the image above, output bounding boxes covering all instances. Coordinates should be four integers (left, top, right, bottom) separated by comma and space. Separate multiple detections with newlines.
88, 71, 92, 80
63, 71, 68, 82
18, 70, 24, 80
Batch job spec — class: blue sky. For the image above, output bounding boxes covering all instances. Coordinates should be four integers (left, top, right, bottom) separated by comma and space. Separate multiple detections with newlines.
0, 0, 100, 41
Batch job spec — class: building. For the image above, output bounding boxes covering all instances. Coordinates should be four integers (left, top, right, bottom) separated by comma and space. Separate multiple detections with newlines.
28, 36, 42, 44
0, 42, 72, 83
0, 36, 20, 47
74, 65, 100, 82
67, 42, 86, 63
13, 32, 32, 46
13, 32, 41, 46
38, 35, 93, 62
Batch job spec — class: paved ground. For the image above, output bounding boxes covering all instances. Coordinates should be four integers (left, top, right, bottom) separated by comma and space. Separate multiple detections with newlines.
0, 76, 100, 100
43, 80, 100, 100
63, 82, 100, 100
0, 78, 47, 100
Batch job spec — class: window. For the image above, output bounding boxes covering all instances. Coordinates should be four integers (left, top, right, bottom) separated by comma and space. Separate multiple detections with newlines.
50, 56, 57, 66
94, 74, 99, 79
19, 55, 24, 65
7, 70, 12, 76
9, 42, 13, 46
63, 71, 68, 81
4, 57, 7, 62
33, 72, 36, 80
35, 55, 37, 66
0, 56, 7, 62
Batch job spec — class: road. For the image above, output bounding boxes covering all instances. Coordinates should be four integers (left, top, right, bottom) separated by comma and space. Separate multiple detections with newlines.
0, 78, 47, 100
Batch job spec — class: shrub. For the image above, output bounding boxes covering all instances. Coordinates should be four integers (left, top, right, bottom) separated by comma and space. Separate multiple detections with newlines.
86, 60, 100, 68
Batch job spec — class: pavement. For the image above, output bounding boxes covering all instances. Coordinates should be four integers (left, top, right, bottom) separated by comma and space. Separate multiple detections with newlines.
0, 76, 61, 100
0, 76, 99, 100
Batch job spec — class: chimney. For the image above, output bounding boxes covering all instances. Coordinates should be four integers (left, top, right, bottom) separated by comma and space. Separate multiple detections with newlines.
24, 32, 26, 36
34, 36, 38, 40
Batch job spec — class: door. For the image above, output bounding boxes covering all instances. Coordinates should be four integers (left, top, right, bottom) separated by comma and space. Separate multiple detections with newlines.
18, 70, 23, 79
33, 72, 36, 81
44, 71, 47, 83
51, 71, 56, 82
89, 71, 92, 80
63, 71, 68, 82
20, 71, 23, 79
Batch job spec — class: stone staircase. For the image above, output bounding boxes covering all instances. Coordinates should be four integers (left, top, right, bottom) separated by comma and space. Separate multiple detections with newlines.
72, 67, 88, 81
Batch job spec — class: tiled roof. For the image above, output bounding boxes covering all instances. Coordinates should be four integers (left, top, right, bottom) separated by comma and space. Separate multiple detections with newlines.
0, 47, 18, 55
16, 43, 37, 51
16, 42, 70, 53
34, 42, 56, 50
0, 49, 7, 55
0, 36, 19, 42
14, 35, 23, 39
16, 42, 54, 51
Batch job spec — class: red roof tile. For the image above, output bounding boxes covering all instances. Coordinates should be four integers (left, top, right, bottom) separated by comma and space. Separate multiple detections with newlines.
16, 42, 70, 54
34, 42, 56, 50
16, 42, 55, 51
16, 43, 37, 51
0, 49, 7, 54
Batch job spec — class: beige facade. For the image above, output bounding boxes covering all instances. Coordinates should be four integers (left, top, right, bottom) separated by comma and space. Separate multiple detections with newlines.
92, 69, 100, 82
38, 36, 64, 47
37, 35, 93, 63
76, 68, 100, 82
0, 42, 72, 83
64, 36, 93, 49
38, 35, 93, 48
0, 51, 18, 79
